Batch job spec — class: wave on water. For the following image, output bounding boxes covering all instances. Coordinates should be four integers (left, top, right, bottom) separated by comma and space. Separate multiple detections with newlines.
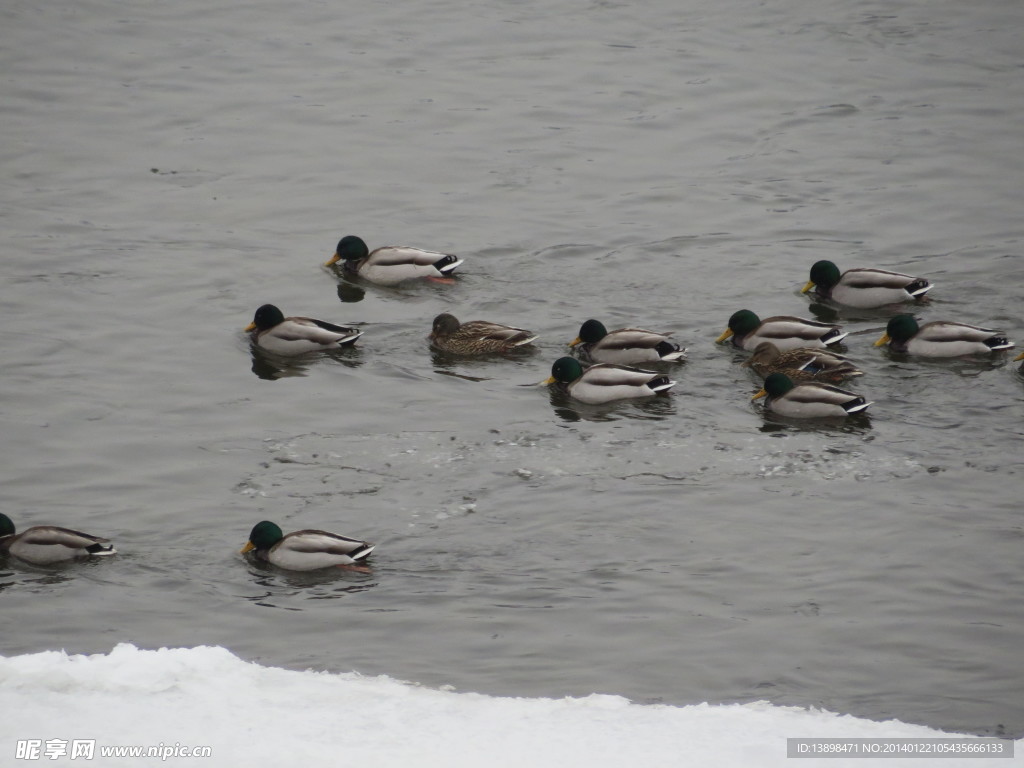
0, 644, 1017, 767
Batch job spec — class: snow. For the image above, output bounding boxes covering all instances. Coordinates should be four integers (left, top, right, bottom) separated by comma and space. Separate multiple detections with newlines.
0, 644, 1018, 767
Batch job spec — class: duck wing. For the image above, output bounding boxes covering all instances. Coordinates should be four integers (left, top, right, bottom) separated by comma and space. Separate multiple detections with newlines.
278, 318, 363, 345
282, 530, 375, 559
458, 320, 537, 345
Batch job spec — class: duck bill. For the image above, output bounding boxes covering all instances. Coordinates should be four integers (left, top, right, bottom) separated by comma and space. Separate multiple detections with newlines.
1015, 351, 1024, 361
240, 541, 256, 554
324, 252, 341, 267
751, 388, 768, 401
800, 280, 816, 294
568, 337, 583, 348
715, 328, 734, 343
244, 322, 257, 332
873, 333, 891, 347
540, 376, 557, 385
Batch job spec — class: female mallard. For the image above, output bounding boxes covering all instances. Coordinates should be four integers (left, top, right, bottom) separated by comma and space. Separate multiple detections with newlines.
429, 313, 538, 355
246, 304, 362, 356
0, 513, 116, 565
742, 341, 863, 384
716, 309, 847, 352
802, 260, 932, 308
543, 356, 675, 405
752, 372, 872, 418
569, 319, 687, 365
241, 521, 375, 572
325, 235, 463, 286
874, 314, 1014, 357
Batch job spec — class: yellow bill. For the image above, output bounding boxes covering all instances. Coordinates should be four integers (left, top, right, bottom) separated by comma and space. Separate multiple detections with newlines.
751, 388, 768, 401
715, 328, 734, 343
801, 280, 815, 294
240, 541, 256, 554
873, 333, 891, 347
324, 252, 341, 267
244, 322, 257, 332
568, 337, 583, 347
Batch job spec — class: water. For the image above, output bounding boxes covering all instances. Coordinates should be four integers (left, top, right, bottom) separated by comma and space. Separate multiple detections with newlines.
2, 0, 1023, 741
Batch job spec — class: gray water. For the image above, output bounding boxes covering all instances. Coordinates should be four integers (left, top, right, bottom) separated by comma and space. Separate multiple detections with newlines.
2, 0, 1023, 739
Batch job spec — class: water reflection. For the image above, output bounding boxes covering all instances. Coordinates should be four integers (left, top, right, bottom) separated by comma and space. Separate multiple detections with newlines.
249, 345, 363, 380
804, 301, 841, 323
545, 385, 676, 422
0, 560, 94, 592
327, 265, 463, 302
757, 411, 873, 434
804, 298, 932, 324
241, 560, 379, 609
336, 281, 366, 303
429, 345, 539, 371
872, 348, 1017, 376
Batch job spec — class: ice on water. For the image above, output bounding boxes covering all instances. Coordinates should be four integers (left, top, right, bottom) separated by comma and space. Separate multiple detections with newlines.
1, 644, 1017, 768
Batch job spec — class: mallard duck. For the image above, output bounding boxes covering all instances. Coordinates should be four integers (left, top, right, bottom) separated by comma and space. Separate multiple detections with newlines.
874, 314, 1014, 356
429, 313, 538, 355
569, 319, 687, 365
0, 513, 116, 565
716, 310, 847, 352
245, 304, 362, 356
325, 235, 463, 286
752, 372, 872, 418
802, 260, 932, 308
742, 341, 863, 384
543, 356, 675, 405
241, 520, 375, 572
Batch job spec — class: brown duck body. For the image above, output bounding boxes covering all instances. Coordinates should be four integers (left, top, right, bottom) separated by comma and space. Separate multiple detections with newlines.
743, 342, 863, 384
429, 313, 538, 354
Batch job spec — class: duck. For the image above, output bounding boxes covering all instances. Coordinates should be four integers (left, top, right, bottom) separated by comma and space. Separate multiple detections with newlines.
325, 235, 463, 286
873, 314, 1014, 357
245, 304, 362, 356
802, 260, 932, 308
429, 313, 538, 355
543, 356, 676, 405
716, 310, 847, 352
0, 513, 116, 565
742, 341, 863, 384
241, 521, 375, 572
569, 319, 687, 365
752, 372, 872, 418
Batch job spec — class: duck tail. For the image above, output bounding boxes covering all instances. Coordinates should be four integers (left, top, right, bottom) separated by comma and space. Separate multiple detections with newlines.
512, 334, 540, 347
820, 328, 848, 346
985, 336, 1014, 351
648, 376, 677, 394
905, 278, 932, 297
843, 397, 872, 415
337, 330, 363, 347
655, 341, 687, 361
350, 543, 375, 561
434, 254, 464, 274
